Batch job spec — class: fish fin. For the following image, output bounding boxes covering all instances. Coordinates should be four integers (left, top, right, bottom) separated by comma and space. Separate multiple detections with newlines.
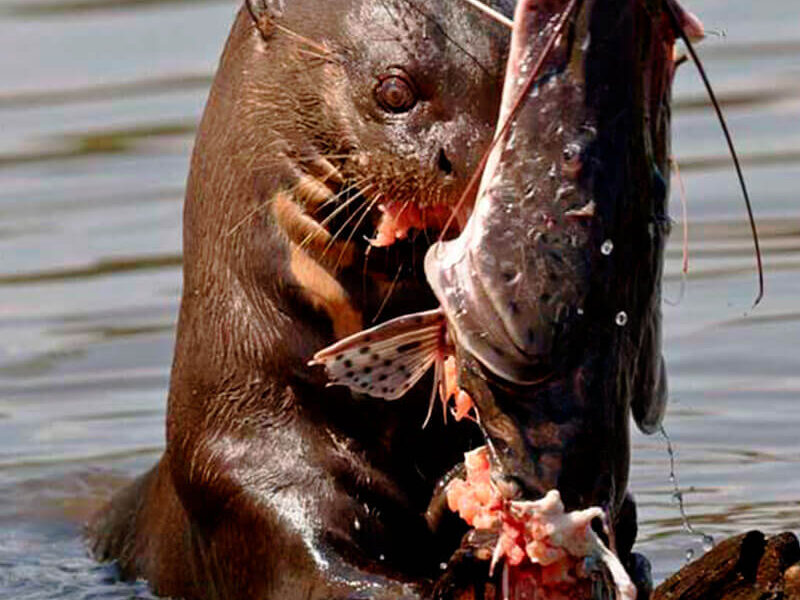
310, 308, 446, 401
422, 354, 446, 429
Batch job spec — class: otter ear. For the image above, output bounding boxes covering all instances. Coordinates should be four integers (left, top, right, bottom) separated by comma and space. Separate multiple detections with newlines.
245, 0, 286, 22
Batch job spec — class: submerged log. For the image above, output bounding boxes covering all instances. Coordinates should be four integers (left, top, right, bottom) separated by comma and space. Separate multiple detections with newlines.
653, 531, 800, 600
433, 531, 800, 599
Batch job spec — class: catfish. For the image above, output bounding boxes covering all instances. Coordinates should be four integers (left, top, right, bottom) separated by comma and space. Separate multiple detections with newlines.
312, 0, 701, 593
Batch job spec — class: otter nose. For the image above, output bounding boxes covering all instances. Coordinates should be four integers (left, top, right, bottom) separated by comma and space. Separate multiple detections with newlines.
436, 148, 454, 175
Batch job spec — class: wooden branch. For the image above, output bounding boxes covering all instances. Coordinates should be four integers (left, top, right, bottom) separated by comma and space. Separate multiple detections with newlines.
653, 531, 800, 600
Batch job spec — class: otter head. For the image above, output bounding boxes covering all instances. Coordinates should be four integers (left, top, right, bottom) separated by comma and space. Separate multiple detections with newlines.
175, 1, 519, 383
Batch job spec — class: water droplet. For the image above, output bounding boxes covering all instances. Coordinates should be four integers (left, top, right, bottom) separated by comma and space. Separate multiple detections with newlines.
615, 311, 628, 327
702, 535, 715, 552
685, 548, 695, 562
506, 128, 517, 150
379, 554, 386, 561
601, 239, 614, 255
354, 517, 361, 531
439, 562, 448, 571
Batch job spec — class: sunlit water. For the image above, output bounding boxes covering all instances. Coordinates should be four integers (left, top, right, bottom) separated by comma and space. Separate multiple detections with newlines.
1, 0, 798, 597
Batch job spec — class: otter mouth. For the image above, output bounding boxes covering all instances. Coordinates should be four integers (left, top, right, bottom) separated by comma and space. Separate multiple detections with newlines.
269, 151, 477, 305
369, 200, 469, 249
285, 160, 475, 286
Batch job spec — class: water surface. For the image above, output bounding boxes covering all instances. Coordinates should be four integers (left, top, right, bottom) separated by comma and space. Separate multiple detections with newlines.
1, 0, 798, 596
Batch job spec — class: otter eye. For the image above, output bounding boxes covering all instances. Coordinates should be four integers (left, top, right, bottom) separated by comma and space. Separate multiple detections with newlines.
375, 72, 418, 113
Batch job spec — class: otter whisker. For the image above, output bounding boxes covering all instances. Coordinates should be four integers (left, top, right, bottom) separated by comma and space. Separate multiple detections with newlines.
299, 156, 345, 187
270, 22, 332, 56
421, 207, 432, 247
297, 183, 368, 251
671, 156, 690, 276
459, 0, 513, 29
295, 48, 336, 62
333, 192, 383, 273
227, 198, 271, 238
294, 175, 338, 210
317, 154, 360, 161
372, 262, 404, 325
311, 178, 375, 222
320, 184, 377, 257
394, 198, 412, 223
362, 244, 372, 307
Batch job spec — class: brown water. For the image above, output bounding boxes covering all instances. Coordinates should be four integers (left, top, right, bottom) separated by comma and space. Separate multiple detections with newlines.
0, 0, 798, 597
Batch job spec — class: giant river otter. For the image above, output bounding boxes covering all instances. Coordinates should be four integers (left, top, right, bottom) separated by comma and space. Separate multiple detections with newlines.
90, 0, 677, 598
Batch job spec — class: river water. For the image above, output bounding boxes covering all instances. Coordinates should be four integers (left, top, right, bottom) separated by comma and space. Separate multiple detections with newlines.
0, 0, 798, 597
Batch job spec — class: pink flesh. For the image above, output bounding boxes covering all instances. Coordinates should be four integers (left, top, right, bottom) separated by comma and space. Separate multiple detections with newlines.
368, 200, 473, 248
446, 447, 636, 599
368, 201, 456, 248
443, 356, 475, 421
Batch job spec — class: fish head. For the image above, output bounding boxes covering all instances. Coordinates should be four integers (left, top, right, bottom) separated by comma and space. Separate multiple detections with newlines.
427, 0, 685, 517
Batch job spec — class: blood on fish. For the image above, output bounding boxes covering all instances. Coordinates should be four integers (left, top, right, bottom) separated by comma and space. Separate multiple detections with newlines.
445, 447, 637, 600
444, 356, 475, 422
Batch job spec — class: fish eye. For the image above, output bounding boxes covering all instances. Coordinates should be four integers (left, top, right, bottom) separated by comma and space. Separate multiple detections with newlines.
374, 70, 418, 114
562, 143, 583, 179
563, 143, 581, 162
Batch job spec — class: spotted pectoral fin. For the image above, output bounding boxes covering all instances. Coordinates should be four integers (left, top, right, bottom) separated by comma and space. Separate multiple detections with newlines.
310, 308, 446, 400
